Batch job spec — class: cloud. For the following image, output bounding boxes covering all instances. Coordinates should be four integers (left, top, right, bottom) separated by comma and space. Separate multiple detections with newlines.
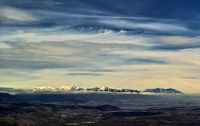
0, 42, 11, 49
0, 58, 67, 70
0, 39, 167, 72
0, 29, 153, 46
152, 36, 200, 50
0, 70, 38, 82
67, 72, 102, 76
0, 41, 106, 71
122, 58, 167, 65
0, 6, 38, 23
98, 19, 188, 32
2, 29, 199, 51
181, 76, 200, 80
1, 30, 200, 72
39, 9, 149, 20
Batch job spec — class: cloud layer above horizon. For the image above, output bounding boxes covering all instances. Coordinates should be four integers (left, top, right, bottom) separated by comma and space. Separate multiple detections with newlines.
0, 0, 200, 93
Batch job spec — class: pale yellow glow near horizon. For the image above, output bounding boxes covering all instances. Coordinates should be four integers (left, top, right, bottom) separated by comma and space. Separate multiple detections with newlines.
0, 64, 199, 94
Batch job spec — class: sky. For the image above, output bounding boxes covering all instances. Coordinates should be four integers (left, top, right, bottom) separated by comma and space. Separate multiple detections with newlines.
0, 0, 200, 93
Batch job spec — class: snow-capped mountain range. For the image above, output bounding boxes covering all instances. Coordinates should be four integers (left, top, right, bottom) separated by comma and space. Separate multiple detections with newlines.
0, 86, 182, 94
31, 86, 182, 94
32, 85, 86, 92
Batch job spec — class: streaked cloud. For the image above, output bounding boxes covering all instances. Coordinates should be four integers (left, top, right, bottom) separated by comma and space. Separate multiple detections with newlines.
0, 69, 38, 82
67, 72, 102, 76
99, 19, 188, 32
152, 36, 200, 50
0, 6, 38, 23
0, 42, 11, 49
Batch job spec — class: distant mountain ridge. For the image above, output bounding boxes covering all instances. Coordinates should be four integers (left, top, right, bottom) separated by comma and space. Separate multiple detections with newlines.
0, 93, 20, 103
0, 86, 182, 94
0, 87, 26, 93
144, 88, 182, 94
32, 86, 141, 93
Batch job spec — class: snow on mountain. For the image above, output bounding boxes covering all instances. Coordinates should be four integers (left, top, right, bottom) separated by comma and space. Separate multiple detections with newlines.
31, 86, 182, 94
32, 86, 56, 92
56, 85, 75, 91
32, 85, 85, 92
32, 85, 141, 93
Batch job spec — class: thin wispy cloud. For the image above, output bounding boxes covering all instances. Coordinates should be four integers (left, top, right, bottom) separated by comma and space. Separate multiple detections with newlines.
0, 6, 38, 23
0, 42, 11, 49
98, 19, 188, 32
67, 72, 102, 76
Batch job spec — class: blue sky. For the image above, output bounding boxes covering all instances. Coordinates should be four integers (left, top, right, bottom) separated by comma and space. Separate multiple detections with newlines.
0, 0, 200, 93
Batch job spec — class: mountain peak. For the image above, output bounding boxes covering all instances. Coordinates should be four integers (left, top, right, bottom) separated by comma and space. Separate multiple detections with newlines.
144, 88, 182, 94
